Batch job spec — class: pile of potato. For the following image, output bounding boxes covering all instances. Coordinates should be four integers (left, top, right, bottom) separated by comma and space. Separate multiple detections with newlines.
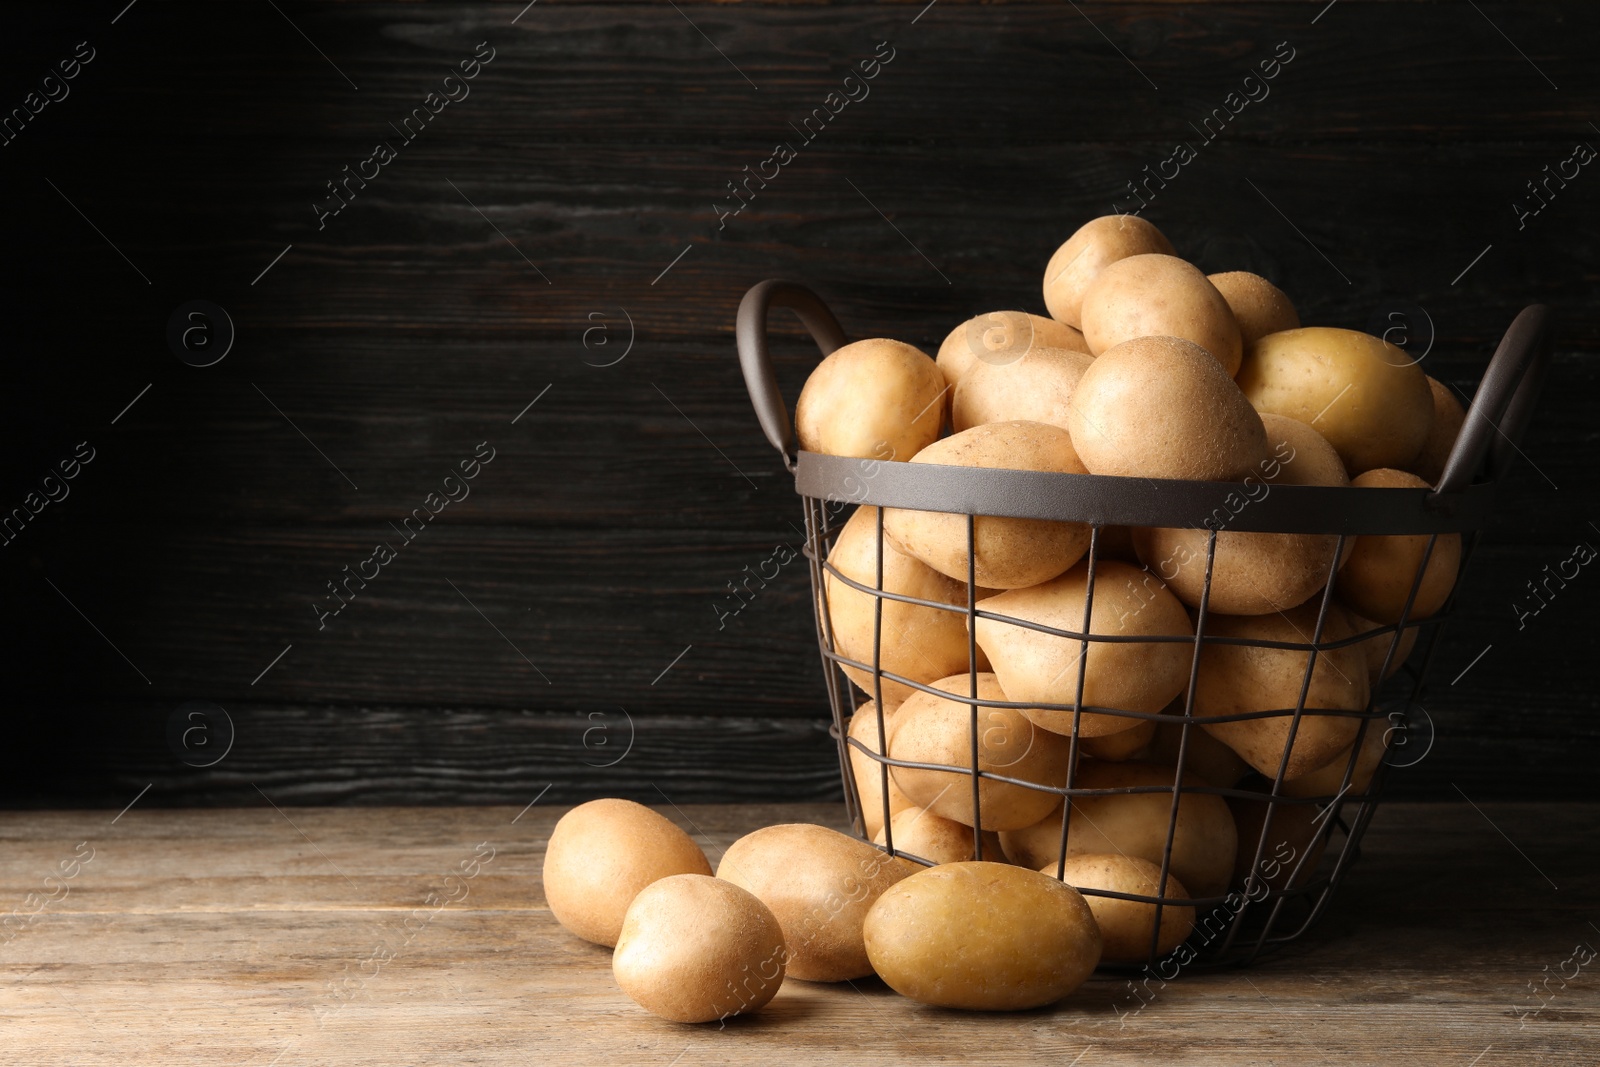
541, 215, 1466, 1023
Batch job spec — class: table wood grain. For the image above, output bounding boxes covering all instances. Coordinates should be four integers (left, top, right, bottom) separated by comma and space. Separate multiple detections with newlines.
2, 801, 1596, 1064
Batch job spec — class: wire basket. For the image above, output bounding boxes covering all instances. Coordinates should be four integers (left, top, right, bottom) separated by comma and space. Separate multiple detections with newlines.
737, 280, 1552, 970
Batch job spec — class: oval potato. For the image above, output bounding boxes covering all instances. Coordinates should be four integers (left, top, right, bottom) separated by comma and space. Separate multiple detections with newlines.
796, 337, 947, 461
1080, 254, 1243, 374
1207, 271, 1300, 348
1080, 717, 1158, 761
1281, 720, 1390, 799
1148, 719, 1253, 788
1043, 215, 1177, 329
1345, 607, 1421, 684
1409, 376, 1467, 486
937, 311, 1088, 389
1338, 469, 1462, 622
951, 346, 1095, 433
1227, 797, 1329, 891
873, 805, 1006, 865
1050, 853, 1194, 963
847, 700, 915, 839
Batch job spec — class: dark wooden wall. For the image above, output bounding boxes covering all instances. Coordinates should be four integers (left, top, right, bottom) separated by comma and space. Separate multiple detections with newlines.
0, 1, 1594, 806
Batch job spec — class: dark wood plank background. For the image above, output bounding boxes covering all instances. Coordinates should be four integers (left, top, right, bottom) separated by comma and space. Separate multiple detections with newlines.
0, 1, 1593, 806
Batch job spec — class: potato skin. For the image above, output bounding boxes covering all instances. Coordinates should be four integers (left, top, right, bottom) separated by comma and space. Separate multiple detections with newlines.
613, 874, 786, 1023
1043, 214, 1176, 329
1080, 717, 1157, 761
847, 700, 915, 839
937, 311, 1089, 389
1148, 719, 1253, 789
825, 506, 982, 706
1237, 327, 1433, 474
1081, 254, 1243, 375
1345, 607, 1420, 684
716, 824, 917, 982
951, 346, 1095, 433
1193, 601, 1369, 781
1049, 853, 1194, 963
873, 805, 1006, 865
1227, 797, 1328, 891
1280, 719, 1390, 799
1207, 271, 1300, 348
1338, 468, 1463, 623
884, 421, 1093, 589
1409, 376, 1467, 486
864, 862, 1103, 1010
796, 337, 946, 461
1067, 335, 1268, 482
888, 673, 1074, 832
975, 560, 1195, 737
543, 798, 712, 947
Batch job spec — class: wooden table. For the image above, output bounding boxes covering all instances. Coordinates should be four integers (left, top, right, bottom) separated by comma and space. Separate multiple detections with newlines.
2, 801, 1595, 1064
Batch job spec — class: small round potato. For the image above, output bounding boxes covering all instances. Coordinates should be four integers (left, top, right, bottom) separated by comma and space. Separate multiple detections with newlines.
873, 805, 1006, 865
1193, 601, 1370, 781
613, 874, 786, 1023
1237, 327, 1433, 474
1081, 717, 1157, 761
1281, 720, 1390, 799
864, 862, 1103, 1010
1049, 853, 1194, 963
1066, 335, 1269, 482
888, 673, 1074, 832
1409, 376, 1467, 486
795, 337, 947, 461
825, 506, 984, 706
951, 346, 1096, 433
1080, 254, 1244, 374
1133, 414, 1349, 616
1227, 798, 1328, 891
1000, 761, 1237, 897
543, 798, 712, 947
1043, 215, 1177, 328
1207, 271, 1300, 347
1339, 469, 1462, 622
716, 823, 917, 983
937, 311, 1089, 388
1148, 719, 1253, 788
883, 421, 1093, 589
975, 560, 1195, 737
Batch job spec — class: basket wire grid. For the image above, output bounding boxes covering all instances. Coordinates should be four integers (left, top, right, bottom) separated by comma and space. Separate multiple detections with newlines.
738, 279, 1552, 970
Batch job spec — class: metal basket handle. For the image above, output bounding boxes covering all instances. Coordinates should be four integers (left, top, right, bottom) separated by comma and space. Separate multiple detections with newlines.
1433, 304, 1553, 496
736, 280, 849, 470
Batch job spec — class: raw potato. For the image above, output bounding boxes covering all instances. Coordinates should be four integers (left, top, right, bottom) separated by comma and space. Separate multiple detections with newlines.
1339, 468, 1462, 622
1346, 608, 1420, 683
937, 311, 1089, 388
795, 337, 947, 461
1207, 271, 1300, 347
1281, 720, 1389, 799
1050, 853, 1194, 963
1081, 717, 1157, 761
1228, 798, 1328, 891
951, 346, 1095, 432
716, 823, 917, 983
874, 805, 1005, 865
864, 862, 1103, 1010
888, 673, 1074, 832
975, 560, 1195, 738
613, 874, 785, 1023
1237, 327, 1434, 474
848, 700, 915, 839
1410, 376, 1467, 486
1043, 214, 1177, 329
542, 798, 712, 947
1080, 254, 1244, 374
1193, 600, 1370, 781
1066, 335, 1269, 482
1000, 761, 1238, 897
883, 421, 1093, 589
824, 506, 984, 706
1148, 719, 1253, 788
1132, 414, 1349, 615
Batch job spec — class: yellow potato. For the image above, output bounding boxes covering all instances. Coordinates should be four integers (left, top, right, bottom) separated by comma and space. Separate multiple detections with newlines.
937, 311, 1088, 388
1000, 761, 1237, 897
1281, 719, 1390, 799
1345, 608, 1420, 683
795, 337, 946, 461
824, 506, 983, 706
542, 798, 712, 947
1080, 717, 1157, 761
951, 346, 1096, 432
1132, 414, 1349, 615
613, 874, 785, 1023
1409, 376, 1467, 486
1237, 327, 1433, 474
1207, 271, 1300, 347
888, 673, 1073, 832
1043, 214, 1177, 329
1148, 719, 1253, 788
883, 421, 1092, 589
847, 700, 915, 839
1066, 335, 1268, 481
975, 560, 1195, 738
1228, 798, 1329, 891
1193, 601, 1369, 781
1339, 468, 1462, 622
1049, 853, 1194, 963
873, 805, 1005, 865
716, 823, 917, 982
864, 862, 1103, 1010
1080, 254, 1244, 374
